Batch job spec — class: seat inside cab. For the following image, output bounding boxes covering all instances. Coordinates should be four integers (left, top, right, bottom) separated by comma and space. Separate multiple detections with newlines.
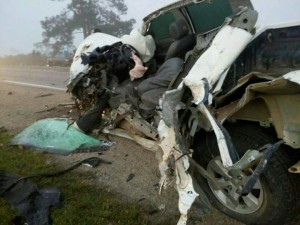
146, 0, 235, 65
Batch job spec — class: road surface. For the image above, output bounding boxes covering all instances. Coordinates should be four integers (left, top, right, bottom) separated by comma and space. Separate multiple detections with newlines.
0, 66, 243, 225
0, 66, 69, 90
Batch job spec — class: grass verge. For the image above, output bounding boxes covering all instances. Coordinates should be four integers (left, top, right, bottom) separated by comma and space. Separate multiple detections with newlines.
0, 128, 168, 225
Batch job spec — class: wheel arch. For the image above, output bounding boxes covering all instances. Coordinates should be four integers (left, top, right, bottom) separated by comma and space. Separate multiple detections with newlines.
216, 94, 300, 149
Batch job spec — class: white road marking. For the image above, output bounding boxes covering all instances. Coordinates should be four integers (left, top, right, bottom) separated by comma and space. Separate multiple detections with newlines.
1, 80, 67, 92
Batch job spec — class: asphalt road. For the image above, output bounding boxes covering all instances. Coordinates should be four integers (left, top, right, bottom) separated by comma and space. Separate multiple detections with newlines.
0, 66, 69, 90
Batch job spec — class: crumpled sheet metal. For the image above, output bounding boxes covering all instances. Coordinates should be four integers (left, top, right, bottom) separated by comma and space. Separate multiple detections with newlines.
157, 120, 199, 225
68, 32, 121, 91
11, 118, 113, 155
157, 8, 258, 225
215, 72, 300, 148
183, 25, 254, 105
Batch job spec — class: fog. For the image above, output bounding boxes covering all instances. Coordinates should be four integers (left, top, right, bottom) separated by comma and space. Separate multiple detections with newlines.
0, 0, 299, 56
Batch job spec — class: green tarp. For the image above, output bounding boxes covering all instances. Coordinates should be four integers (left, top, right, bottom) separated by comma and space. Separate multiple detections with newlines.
10, 118, 113, 155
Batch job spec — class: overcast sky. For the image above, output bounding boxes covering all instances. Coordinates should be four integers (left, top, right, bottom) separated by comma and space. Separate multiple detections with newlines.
0, 0, 299, 56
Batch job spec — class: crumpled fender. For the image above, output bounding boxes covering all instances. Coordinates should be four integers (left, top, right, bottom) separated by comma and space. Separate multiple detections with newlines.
68, 33, 120, 91
215, 71, 300, 149
157, 7, 258, 225
183, 25, 254, 105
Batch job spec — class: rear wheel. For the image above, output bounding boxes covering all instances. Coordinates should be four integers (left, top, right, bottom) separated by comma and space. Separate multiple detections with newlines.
193, 122, 300, 225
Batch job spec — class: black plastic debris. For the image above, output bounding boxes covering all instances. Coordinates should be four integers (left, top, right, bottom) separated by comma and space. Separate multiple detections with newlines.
126, 173, 135, 182
0, 171, 61, 225
0, 156, 111, 225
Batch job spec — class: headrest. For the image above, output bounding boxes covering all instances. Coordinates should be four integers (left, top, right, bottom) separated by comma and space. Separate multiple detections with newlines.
169, 18, 189, 40
121, 28, 156, 63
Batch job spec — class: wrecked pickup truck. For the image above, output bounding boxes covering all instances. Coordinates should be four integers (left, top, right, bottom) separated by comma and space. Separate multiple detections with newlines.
67, 0, 300, 224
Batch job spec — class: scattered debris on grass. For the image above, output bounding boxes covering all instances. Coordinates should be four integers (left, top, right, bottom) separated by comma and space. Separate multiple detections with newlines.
0, 128, 173, 225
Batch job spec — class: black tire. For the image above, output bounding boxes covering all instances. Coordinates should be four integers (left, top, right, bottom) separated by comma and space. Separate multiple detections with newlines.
193, 122, 300, 225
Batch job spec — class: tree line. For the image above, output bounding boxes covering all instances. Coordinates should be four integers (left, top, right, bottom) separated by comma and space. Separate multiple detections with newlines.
0, 51, 48, 66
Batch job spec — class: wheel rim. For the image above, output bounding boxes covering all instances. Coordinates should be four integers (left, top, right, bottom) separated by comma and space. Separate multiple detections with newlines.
207, 156, 264, 214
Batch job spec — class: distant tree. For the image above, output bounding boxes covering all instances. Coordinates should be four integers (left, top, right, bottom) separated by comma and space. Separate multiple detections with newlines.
41, 0, 135, 56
